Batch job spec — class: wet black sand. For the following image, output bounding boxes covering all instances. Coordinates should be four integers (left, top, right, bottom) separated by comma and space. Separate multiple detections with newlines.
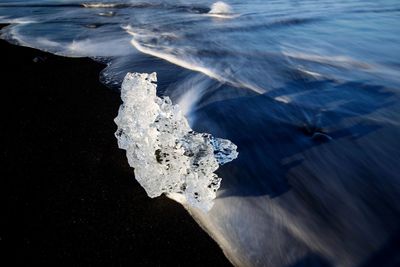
1, 24, 231, 266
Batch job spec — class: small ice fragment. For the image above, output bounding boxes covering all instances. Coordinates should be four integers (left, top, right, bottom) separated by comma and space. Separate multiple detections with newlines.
209, 1, 233, 15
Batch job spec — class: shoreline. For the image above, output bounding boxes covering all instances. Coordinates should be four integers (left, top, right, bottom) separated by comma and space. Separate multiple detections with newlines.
1, 29, 231, 265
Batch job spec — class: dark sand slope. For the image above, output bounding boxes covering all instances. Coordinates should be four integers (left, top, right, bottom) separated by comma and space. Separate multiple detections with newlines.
1, 28, 231, 265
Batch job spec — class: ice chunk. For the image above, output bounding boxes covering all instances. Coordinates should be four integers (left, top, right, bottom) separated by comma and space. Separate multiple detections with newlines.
209, 2, 233, 15
114, 72, 238, 211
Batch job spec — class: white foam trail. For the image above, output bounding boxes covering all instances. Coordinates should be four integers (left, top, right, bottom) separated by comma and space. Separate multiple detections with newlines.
206, 14, 239, 19
124, 26, 264, 94
82, 2, 123, 8
128, 35, 225, 82
0, 17, 36, 24
98, 11, 116, 16
274, 95, 291, 103
175, 74, 215, 119
297, 67, 324, 78
283, 51, 371, 69
36, 37, 61, 48
66, 37, 133, 57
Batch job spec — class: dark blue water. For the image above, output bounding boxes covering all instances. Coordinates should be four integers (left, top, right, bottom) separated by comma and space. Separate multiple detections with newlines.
1, 1, 400, 266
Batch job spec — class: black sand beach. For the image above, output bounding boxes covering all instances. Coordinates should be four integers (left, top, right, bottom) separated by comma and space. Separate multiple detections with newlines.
1, 25, 231, 266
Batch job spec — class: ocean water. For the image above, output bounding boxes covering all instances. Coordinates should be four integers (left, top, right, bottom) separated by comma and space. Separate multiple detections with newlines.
1, 0, 400, 266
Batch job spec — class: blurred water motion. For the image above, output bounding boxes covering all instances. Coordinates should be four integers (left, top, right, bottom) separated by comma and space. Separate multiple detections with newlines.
1, 0, 400, 266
